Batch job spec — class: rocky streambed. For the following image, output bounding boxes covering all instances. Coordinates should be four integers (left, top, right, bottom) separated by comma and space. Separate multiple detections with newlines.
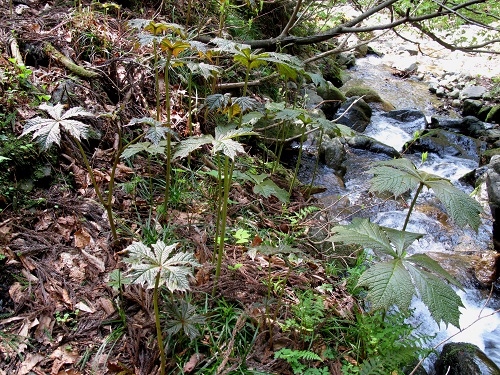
296, 34, 500, 374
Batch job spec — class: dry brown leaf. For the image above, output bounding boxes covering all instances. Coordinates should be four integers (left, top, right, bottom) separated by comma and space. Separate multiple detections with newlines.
16, 353, 45, 375
183, 353, 205, 373
17, 317, 39, 354
81, 249, 106, 273
9, 282, 25, 305
35, 213, 53, 231
98, 297, 115, 316
74, 227, 91, 249
34, 314, 55, 345
50, 346, 79, 375
75, 301, 94, 313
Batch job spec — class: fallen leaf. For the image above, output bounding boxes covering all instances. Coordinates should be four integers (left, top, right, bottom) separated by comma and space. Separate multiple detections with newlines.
9, 282, 25, 304
75, 301, 94, 313
183, 353, 205, 373
50, 346, 79, 375
98, 297, 115, 315
74, 227, 91, 249
34, 314, 55, 345
35, 212, 53, 231
16, 353, 44, 375
81, 249, 106, 273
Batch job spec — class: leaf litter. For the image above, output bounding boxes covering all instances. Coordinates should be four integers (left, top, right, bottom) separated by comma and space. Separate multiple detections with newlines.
0, 1, 356, 374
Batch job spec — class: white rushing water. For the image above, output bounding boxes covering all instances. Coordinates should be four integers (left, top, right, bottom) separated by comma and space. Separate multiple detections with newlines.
364, 107, 500, 371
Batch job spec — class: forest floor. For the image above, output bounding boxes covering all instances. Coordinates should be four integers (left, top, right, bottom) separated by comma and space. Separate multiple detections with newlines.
0, 2, 356, 375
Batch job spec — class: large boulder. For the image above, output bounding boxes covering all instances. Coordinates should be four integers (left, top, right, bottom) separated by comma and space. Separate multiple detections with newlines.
459, 85, 488, 100
434, 342, 500, 375
335, 97, 372, 132
379, 109, 427, 136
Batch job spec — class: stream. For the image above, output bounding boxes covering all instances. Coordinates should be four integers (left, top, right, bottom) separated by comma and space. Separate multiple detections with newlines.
301, 54, 500, 372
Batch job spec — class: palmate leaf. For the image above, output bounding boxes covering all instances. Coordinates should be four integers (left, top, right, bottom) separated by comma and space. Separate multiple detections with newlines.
173, 134, 213, 159
205, 93, 231, 111
425, 179, 482, 231
164, 300, 206, 340
369, 158, 482, 230
232, 96, 260, 113
121, 141, 167, 159
357, 259, 415, 311
127, 117, 178, 144
124, 241, 199, 292
186, 61, 220, 80
329, 218, 421, 257
22, 103, 93, 150
253, 179, 289, 203
406, 263, 463, 328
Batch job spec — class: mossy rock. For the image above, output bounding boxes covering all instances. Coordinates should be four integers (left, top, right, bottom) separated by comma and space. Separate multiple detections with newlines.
344, 86, 395, 111
344, 86, 383, 102
481, 147, 500, 164
485, 104, 500, 124
317, 82, 347, 103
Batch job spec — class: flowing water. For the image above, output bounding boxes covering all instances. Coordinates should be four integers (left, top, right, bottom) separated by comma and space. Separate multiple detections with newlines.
305, 54, 500, 371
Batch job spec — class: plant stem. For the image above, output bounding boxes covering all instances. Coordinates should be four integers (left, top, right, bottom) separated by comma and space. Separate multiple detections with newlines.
307, 127, 323, 197
289, 124, 307, 197
74, 138, 118, 242
153, 272, 166, 375
163, 52, 173, 215
213, 155, 231, 294
402, 182, 424, 232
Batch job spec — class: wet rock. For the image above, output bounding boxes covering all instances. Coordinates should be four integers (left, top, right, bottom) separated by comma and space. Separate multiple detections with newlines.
344, 86, 395, 111
460, 85, 488, 100
336, 52, 356, 68
481, 148, 500, 165
319, 136, 346, 175
335, 97, 372, 132
462, 99, 484, 118
486, 155, 500, 250
435, 342, 500, 375
302, 88, 324, 109
473, 251, 500, 286
346, 135, 400, 158
316, 82, 346, 119
405, 129, 486, 162
428, 116, 500, 145
380, 109, 427, 135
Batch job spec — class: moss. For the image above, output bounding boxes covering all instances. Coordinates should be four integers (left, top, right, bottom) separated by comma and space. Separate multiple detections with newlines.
485, 104, 500, 124
344, 86, 383, 103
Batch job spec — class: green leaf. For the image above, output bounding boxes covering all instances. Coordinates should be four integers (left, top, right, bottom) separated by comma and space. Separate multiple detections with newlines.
408, 253, 462, 288
233, 96, 260, 113
253, 179, 289, 203
369, 165, 420, 197
329, 218, 397, 257
425, 179, 482, 231
173, 134, 213, 159
357, 259, 414, 311
121, 142, 167, 159
186, 61, 220, 80
164, 300, 205, 340
205, 93, 231, 111
405, 263, 463, 327
22, 103, 93, 150
124, 240, 199, 292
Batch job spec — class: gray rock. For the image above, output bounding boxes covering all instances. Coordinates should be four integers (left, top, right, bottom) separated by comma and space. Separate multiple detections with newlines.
346, 135, 400, 158
336, 52, 356, 68
435, 342, 500, 375
436, 86, 447, 97
319, 136, 346, 175
428, 81, 439, 93
452, 99, 462, 107
487, 155, 500, 250
449, 89, 461, 99
462, 99, 484, 118
335, 97, 372, 132
460, 85, 487, 100
380, 109, 427, 135
302, 88, 324, 109
404, 128, 486, 162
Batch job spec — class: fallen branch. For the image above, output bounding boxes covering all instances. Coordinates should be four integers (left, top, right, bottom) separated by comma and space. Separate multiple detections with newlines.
43, 42, 100, 79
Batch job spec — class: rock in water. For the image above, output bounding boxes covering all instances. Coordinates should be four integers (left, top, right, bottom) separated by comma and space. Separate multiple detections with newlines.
434, 342, 500, 375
